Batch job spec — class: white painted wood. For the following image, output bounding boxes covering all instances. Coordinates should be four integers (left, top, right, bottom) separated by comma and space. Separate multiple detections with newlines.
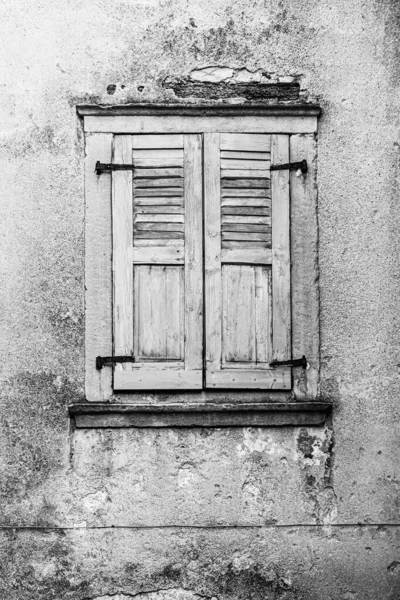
134, 231, 184, 239
131, 134, 186, 248
132, 246, 184, 264
184, 133, 203, 371
130, 361, 185, 369
204, 132, 222, 374
133, 158, 184, 167
221, 199, 270, 208
221, 169, 270, 178
222, 265, 256, 363
220, 361, 266, 369
222, 225, 271, 234
206, 369, 291, 389
221, 151, 271, 159
271, 134, 291, 363
134, 238, 184, 247
221, 248, 272, 265
221, 159, 271, 170
255, 267, 272, 363
134, 178, 184, 188
134, 188, 183, 197
135, 266, 183, 360
222, 216, 270, 224
114, 369, 203, 390
119, 134, 203, 390
84, 115, 318, 134
221, 206, 270, 215
222, 241, 271, 249
134, 200, 184, 208
85, 120, 309, 397
133, 265, 139, 360
222, 232, 270, 241
134, 204, 184, 213
290, 134, 319, 400
132, 134, 184, 148
134, 223, 184, 232
134, 167, 183, 177
113, 133, 203, 390
178, 266, 185, 361
132, 148, 183, 158
222, 178, 270, 188
204, 132, 286, 390
221, 191, 270, 200
220, 133, 271, 151
134, 214, 184, 223
85, 133, 113, 401
113, 135, 134, 374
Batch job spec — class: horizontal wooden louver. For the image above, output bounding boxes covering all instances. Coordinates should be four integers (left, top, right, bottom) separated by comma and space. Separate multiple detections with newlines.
112, 134, 203, 390
132, 134, 185, 264
220, 133, 272, 265
204, 133, 291, 389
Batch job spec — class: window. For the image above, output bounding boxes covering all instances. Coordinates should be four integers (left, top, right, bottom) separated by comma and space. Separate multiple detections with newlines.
80, 106, 320, 403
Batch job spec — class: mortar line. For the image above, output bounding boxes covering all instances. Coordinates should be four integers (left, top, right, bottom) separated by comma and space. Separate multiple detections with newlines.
0, 523, 399, 531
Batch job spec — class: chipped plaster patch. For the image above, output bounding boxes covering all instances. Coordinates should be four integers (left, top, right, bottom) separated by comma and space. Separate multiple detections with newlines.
278, 76, 296, 83
237, 429, 285, 457
234, 68, 263, 83
242, 482, 260, 498
189, 66, 234, 82
237, 430, 268, 456
178, 467, 196, 488
188, 66, 299, 85
81, 489, 110, 513
30, 559, 57, 580
73, 521, 86, 527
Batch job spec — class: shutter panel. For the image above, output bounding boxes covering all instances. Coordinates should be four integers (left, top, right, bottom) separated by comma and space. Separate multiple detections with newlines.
112, 134, 203, 390
204, 133, 291, 389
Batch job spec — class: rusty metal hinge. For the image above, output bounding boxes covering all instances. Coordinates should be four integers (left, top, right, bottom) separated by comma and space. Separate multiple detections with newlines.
270, 356, 308, 369
96, 356, 136, 370
270, 159, 307, 174
95, 161, 135, 175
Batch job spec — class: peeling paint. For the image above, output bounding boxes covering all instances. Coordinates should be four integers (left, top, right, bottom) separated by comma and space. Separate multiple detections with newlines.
296, 428, 337, 524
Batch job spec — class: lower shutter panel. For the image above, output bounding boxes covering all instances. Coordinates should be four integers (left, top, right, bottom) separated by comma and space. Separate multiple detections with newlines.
112, 134, 203, 390
204, 133, 291, 389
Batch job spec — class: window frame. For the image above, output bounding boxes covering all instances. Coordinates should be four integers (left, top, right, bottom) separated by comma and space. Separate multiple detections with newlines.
80, 104, 321, 408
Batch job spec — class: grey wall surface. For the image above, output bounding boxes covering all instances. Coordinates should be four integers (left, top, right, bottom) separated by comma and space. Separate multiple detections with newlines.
0, 1, 399, 598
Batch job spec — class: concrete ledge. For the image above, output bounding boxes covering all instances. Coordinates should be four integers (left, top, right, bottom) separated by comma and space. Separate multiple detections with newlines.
76, 103, 321, 117
69, 402, 332, 428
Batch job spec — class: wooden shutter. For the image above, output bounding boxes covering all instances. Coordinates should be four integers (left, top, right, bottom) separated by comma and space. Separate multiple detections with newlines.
204, 133, 291, 389
112, 134, 203, 390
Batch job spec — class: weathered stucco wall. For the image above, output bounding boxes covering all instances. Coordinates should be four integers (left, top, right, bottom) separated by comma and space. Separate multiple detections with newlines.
0, 1, 400, 599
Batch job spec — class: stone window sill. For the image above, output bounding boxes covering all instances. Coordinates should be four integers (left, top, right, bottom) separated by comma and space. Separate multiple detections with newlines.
69, 402, 332, 428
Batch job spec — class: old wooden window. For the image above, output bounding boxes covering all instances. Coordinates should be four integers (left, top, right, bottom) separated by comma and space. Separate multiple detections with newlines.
81, 107, 320, 402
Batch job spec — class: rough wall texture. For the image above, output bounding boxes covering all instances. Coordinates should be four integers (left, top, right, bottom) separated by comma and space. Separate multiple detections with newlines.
0, 0, 400, 598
